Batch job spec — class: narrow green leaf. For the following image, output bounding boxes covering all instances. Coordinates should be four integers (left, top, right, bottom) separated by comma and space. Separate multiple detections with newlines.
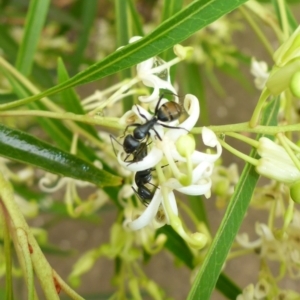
188, 97, 280, 299
115, 0, 130, 47
3, 0, 249, 110
188, 195, 210, 229
161, 0, 183, 22
57, 58, 99, 138
161, 0, 183, 64
1, 66, 73, 152
0, 93, 18, 104
157, 225, 194, 269
15, 0, 50, 76
0, 24, 54, 88
127, 0, 144, 37
0, 124, 122, 187
272, 0, 298, 32
70, 0, 98, 72
216, 273, 242, 299
115, 0, 134, 111
182, 63, 209, 125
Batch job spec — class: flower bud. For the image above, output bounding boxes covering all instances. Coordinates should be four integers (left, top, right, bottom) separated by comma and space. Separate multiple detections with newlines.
174, 44, 194, 60
176, 134, 196, 157
274, 26, 300, 66
290, 181, 300, 203
256, 137, 300, 184
290, 70, 300, 97
266, 59, 300, 95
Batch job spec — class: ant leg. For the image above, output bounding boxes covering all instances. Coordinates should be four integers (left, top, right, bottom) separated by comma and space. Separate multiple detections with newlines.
110, 134, 123, 156
135, 105, 149, 122
131, 186, 147, 206
154, 94, 165, 114
123, 123, 140, 136
152, 127, 162, 141
158, 123, 189, 133
147, 182, 158, 188
123, 153, 131, 162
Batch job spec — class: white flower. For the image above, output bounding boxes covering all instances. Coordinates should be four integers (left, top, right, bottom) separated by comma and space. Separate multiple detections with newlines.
250, 58, 269, 90
119, 94, 222, 249
136, 56, 177, 103
118, 94, 222, 172
127, 36, 177, 103
256, 137, 300, 184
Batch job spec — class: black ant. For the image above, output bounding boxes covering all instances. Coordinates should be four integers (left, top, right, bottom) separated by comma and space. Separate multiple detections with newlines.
132, 163, 171, 206
110, 93, 186, 163
110, 136, 150, 164
132, 167, 157, 206
125, 141, 149, 165
124, 93, 185, 141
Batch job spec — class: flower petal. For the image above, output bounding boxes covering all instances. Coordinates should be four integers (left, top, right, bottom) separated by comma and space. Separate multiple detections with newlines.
139, 75, 177, 103
166, 94, 200, 141
192, 161, 214, 183
160, 190, 178, 224
175, 179, 212, 196
164, 177, 212, 196
117, 147, 163, 172
128, 189, 162, 230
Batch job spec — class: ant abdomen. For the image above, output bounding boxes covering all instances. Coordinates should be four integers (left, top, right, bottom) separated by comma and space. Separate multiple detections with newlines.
157, 101, 182, 122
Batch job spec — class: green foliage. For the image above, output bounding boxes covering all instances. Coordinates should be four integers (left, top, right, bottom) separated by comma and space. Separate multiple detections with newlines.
0, 0, 300, 299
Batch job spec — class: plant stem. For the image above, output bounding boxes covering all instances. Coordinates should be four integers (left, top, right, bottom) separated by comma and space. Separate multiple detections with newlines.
218, 139, 258, 166
0, 172, 60, 300
193, 122, 300, 135
277, 0, 289, 40
239, 6, 274, 58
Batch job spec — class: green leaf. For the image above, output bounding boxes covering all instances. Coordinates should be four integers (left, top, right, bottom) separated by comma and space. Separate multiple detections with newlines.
57, 58, 99, 138
216, 273, 242, 299
161, 0, 183, 64
115, 0, 134, 111
127, 0, 144, 37
187, 97, 280, 300
70, 0, 98, 72
0, 123, 122, 187
157, 225, 194, 269
15, 0, 50, 76
272, 0, 298, 33
188, 195, 210, 229
3, 0, 249, 110
182, 63, 209, 125
0, 24, 54, 88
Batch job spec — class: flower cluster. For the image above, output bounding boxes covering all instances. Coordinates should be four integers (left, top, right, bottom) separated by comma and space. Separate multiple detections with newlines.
110, 47, 222, 249
235, 209, 300, 298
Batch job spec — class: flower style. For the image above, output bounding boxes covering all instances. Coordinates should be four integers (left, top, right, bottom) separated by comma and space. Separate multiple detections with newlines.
117, 94, 222, 248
